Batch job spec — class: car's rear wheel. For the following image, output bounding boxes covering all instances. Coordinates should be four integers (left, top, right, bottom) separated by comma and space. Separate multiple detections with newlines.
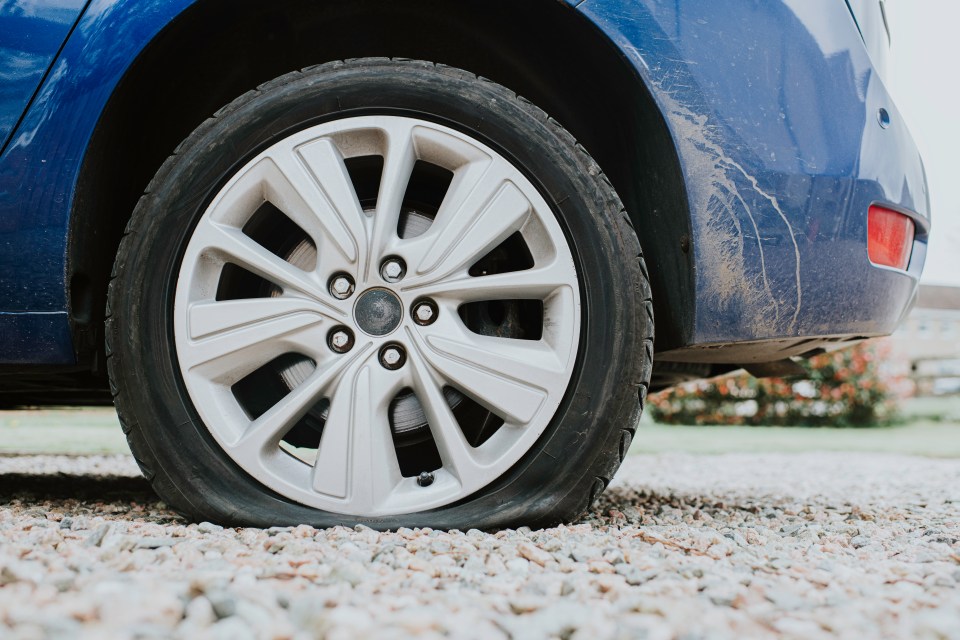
107, 59, 652, 529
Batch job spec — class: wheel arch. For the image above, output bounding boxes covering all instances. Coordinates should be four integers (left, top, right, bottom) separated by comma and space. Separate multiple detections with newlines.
70, 0, 695, 365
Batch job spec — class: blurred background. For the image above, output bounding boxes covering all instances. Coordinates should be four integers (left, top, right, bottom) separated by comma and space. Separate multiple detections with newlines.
888, 0, 959, 292
1, 0, 958, 460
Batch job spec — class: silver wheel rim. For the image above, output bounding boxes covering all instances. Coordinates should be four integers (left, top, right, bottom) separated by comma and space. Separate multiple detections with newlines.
173, 115, 581, 516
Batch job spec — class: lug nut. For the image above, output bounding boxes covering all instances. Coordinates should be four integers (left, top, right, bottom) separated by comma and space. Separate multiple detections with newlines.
415, 305, 434, 323
416, 471, 435, 487
378, 344, 406, 370
412, 299, 438, 326
329, 273, 355, 299
328, 327, 355, 354
380, 257, 406, 283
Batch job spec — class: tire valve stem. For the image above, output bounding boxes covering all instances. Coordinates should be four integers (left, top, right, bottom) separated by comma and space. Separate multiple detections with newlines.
416, 471, 435, 487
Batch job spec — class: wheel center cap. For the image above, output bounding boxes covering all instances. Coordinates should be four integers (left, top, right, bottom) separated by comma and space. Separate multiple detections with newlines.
354, 288, 403, 336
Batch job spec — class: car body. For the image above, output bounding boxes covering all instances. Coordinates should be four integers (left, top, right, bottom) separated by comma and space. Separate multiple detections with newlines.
0, 0, 929, 526
0, 0, 927, 400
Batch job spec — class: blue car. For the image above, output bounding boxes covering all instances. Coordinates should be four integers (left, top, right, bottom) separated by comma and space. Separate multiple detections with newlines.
0, 0, 928, 527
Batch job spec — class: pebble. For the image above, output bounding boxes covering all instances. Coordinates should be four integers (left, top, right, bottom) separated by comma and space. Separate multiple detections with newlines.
517, 541, 553, 567
84, 522, 111, 547
0, 452, 958, 638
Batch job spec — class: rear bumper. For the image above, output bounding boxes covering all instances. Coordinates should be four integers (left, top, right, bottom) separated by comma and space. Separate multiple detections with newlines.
578, 0, 929, 363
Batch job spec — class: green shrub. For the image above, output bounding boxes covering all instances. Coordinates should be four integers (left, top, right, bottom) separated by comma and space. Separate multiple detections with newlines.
648, 342, 899, 427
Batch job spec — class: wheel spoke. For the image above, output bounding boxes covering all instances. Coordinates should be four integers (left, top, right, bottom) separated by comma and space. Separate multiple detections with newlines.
311, 361, 403, 507
404, 259, 572, 303
367, 120, 417, 280
192, 218, 336, 307
407, 342, 482, 484
187, 297, 329, 340
411, 321, 564, 425
180, 298, 328, 383
271, 139, 368, 265
409, 164, 531, 281
231, 349, 365, 456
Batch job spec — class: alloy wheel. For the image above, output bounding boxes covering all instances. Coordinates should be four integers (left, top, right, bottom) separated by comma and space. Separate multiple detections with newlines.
173, 115, 581, 516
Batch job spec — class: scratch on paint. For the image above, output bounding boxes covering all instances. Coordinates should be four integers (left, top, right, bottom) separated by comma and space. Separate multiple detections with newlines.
722, 159, 803, 328
655, 85, 802, 334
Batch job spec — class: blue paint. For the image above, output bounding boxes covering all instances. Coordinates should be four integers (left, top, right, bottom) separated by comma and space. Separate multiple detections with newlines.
0, 0, 86, 149
0, 0, 929, 366
0, 311, 72, 364
0, 0, 192, 363
575, 0, 928, 356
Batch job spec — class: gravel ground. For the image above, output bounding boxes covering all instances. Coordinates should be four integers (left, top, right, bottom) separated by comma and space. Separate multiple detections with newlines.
1, 452, 958, 639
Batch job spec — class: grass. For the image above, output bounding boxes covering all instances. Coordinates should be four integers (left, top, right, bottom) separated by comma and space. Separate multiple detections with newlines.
0, 407, 127, 455
0, 398, 958, 457
897, 396, 960, 423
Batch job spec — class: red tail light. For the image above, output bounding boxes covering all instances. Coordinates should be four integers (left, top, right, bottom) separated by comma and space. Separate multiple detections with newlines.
868, 205, 915, 270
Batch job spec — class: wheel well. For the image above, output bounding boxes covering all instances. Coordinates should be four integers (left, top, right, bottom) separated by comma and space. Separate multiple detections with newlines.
70, 0, 693, 367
